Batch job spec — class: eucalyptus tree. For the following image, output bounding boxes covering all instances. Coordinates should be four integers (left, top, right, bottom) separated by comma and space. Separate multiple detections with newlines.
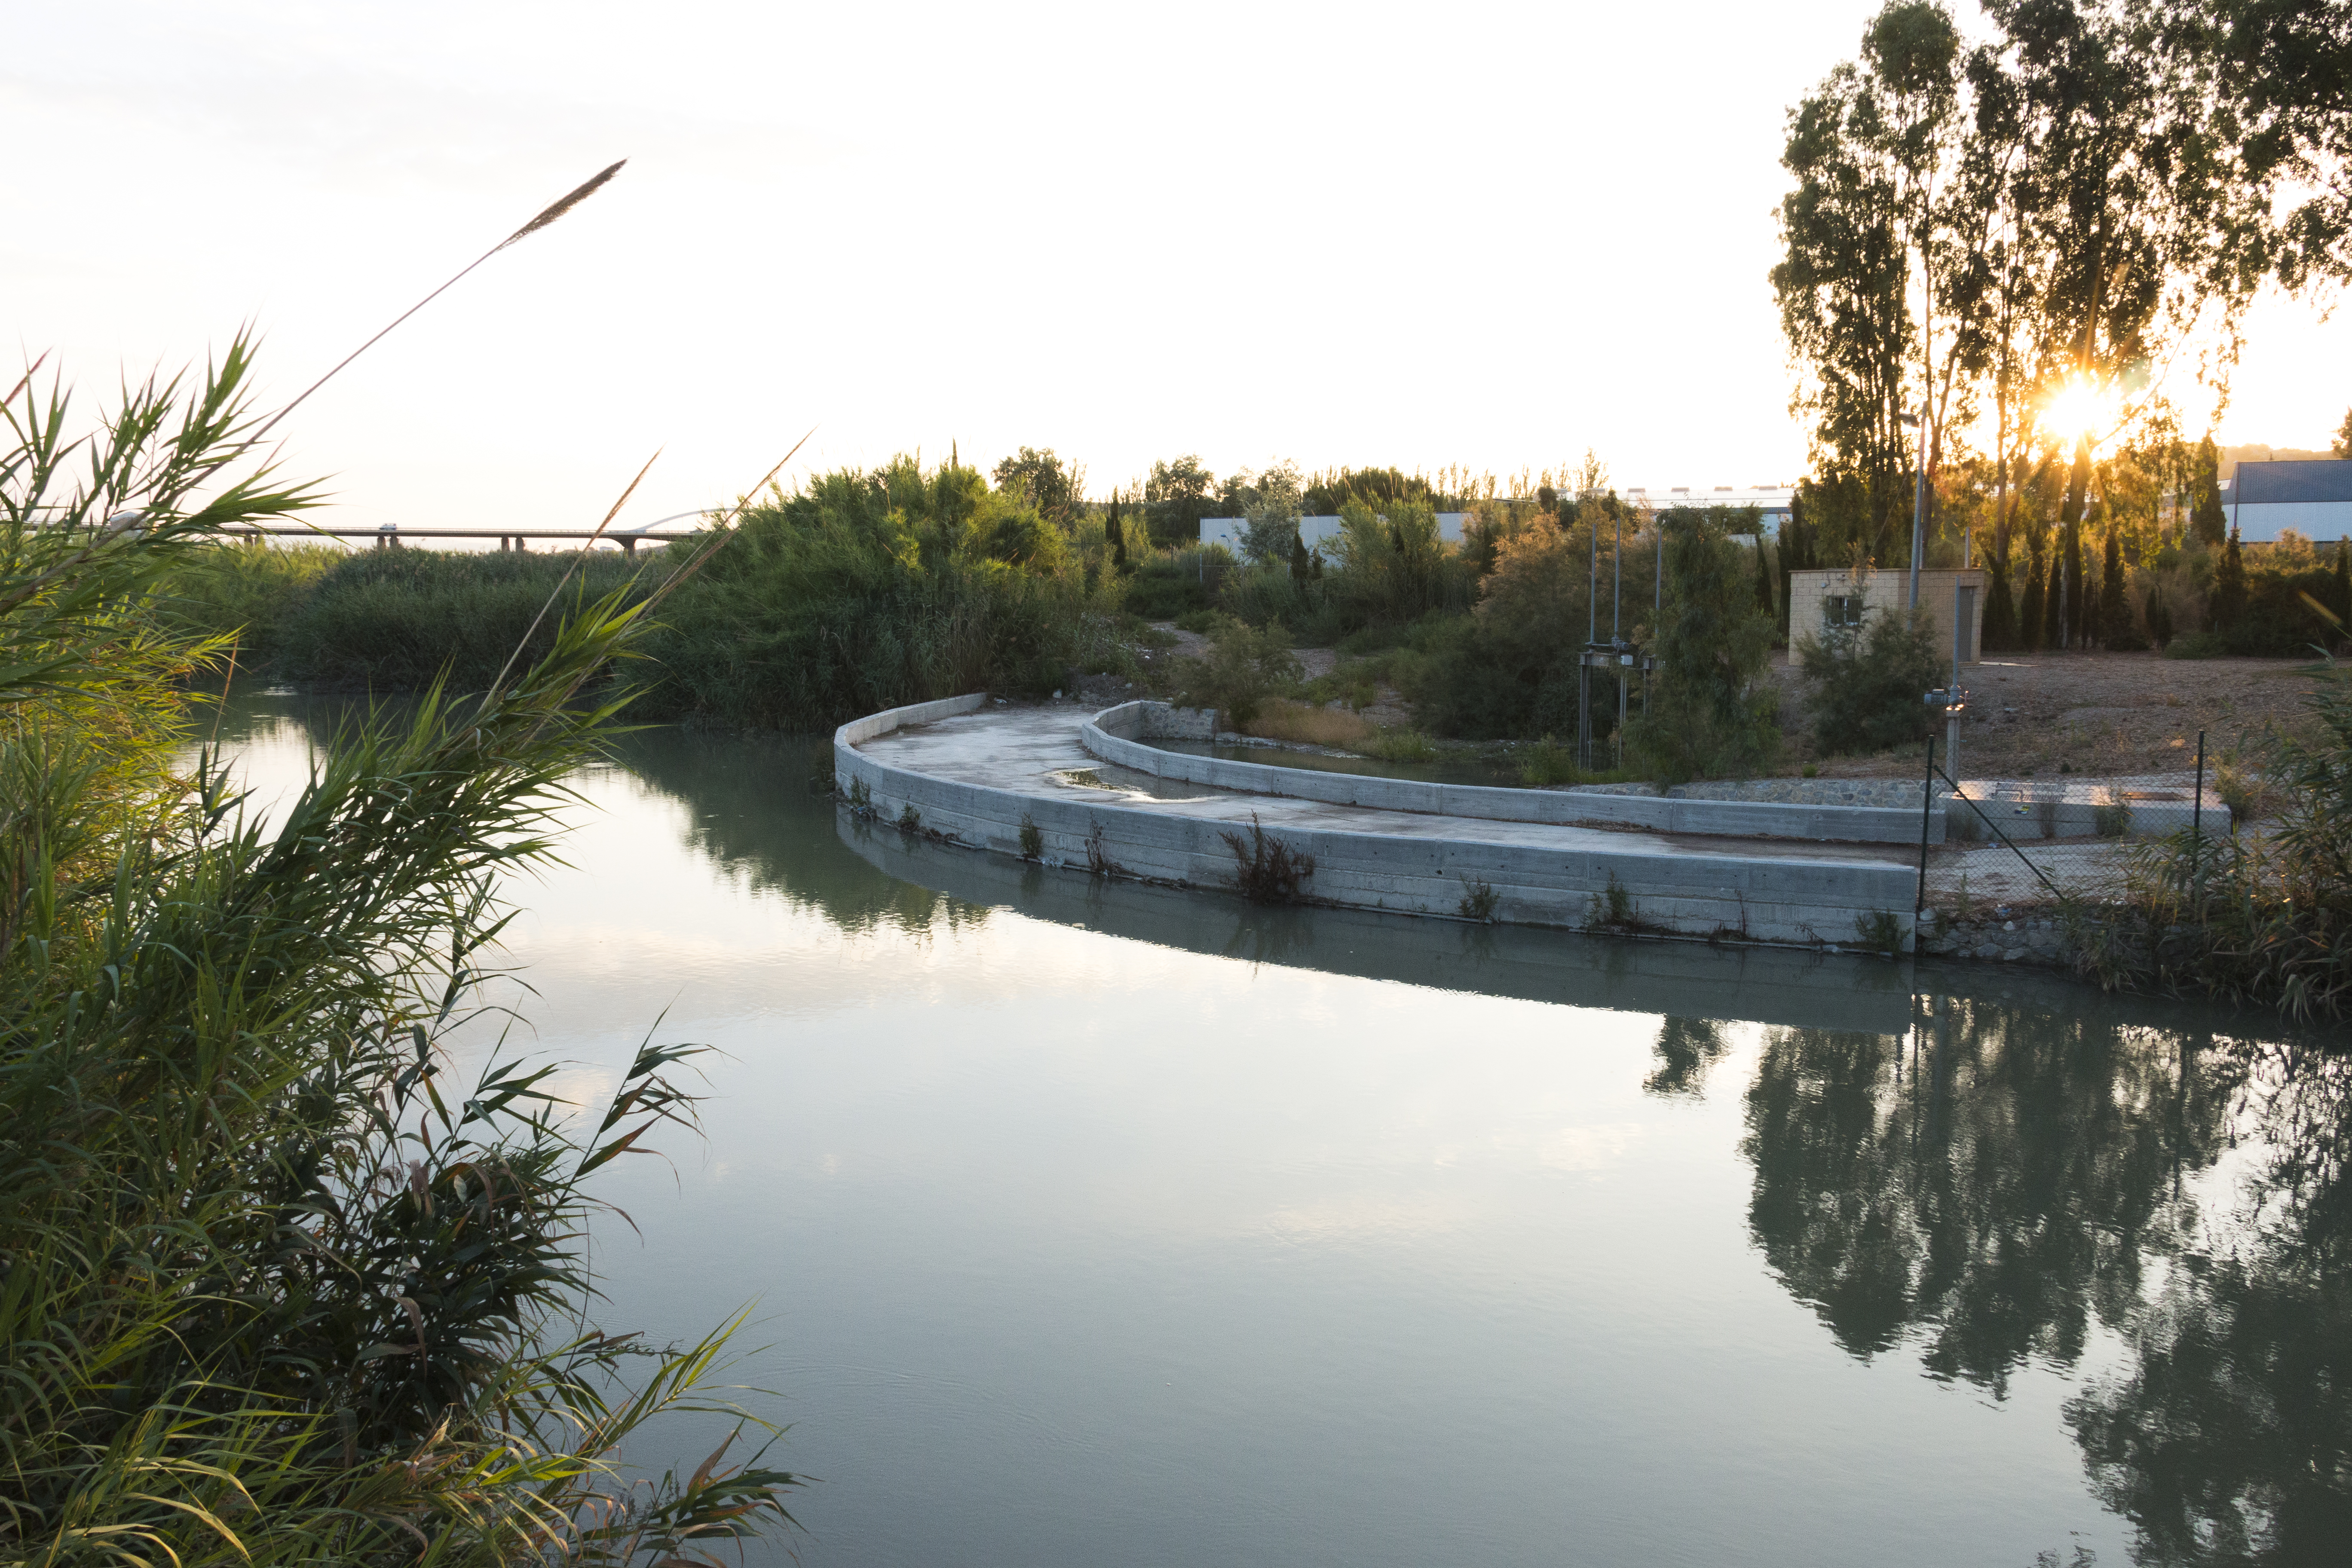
1773, 3, 1959, 565
1777, 0, 2271, 600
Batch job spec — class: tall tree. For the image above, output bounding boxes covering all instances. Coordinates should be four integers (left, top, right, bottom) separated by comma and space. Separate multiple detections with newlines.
992, 446, 1085, 525
2190, 434, 2228, 546
1145, 454, 1216, 547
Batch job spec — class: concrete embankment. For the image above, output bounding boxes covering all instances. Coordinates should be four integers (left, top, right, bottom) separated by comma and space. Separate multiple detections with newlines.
835, 695, 1922, 950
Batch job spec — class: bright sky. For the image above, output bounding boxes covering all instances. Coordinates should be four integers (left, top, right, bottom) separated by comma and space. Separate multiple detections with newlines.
7, 0, 2346, 534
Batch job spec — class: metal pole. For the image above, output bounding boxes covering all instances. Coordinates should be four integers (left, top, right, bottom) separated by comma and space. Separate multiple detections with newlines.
2192, 729, 2206, 906
1613, 513, 1622, 642
1916, 729, 1937, 916
1909, 460, 1925, 610
1950, 582, 1964, 779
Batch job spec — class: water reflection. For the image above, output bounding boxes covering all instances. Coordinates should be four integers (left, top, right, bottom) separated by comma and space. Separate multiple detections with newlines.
1726, 1004, 2351, 1562
209, 697, 2350, 1565
609, 726, 989, 938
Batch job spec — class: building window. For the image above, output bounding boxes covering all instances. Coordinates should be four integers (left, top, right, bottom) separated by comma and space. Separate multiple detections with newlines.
1824, 595, 1864, 628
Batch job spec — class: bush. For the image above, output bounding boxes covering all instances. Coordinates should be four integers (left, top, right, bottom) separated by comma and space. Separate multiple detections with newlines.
2086, 653, 2352, 1019
1797, 608, 1945, 756
1623, 511, 1780, 784
643, 458, 1130, 729
1167, 616, 1302, 729
1124, 545, 1228, 619
1221, 812, 1316, 903
1220, 561, 1314, 630
1361, 726, 1438, 762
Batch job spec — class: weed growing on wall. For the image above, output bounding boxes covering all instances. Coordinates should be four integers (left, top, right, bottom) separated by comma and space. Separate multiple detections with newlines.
1221, 813, 1315, 903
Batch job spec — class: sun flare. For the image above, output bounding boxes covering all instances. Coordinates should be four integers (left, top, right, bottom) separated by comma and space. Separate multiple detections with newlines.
2041, 377, 2119, 444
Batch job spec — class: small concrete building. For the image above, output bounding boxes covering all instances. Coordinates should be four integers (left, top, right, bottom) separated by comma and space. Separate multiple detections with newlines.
2221, 459, 2352, 543
1785, 567, 1988, 667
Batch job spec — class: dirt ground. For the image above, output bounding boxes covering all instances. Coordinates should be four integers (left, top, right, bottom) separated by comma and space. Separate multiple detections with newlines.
1138, 628, 2321, 783
1767, 651, 2323, 780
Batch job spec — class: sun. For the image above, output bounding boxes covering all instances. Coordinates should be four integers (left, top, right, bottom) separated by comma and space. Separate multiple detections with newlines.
2041, 377, 2120, 446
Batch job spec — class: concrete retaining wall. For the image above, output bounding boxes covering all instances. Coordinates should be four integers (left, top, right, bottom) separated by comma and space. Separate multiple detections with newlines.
835, 696, 1922, 950
1083, 701, 1940, 845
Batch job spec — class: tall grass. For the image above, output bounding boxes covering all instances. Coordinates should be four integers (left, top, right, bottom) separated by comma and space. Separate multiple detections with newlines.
3, 349, 798, 1561
156, 538, 344, 666
2079, 637, 2352, 1020
273, 546, 654, 689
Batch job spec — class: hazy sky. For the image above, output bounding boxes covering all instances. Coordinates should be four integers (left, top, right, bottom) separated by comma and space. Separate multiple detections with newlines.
8, 0, 2348, 535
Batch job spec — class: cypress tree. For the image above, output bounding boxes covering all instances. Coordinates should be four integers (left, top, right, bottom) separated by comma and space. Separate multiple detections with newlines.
2191, 436, 2227, 548
1755, 536, 1776, 624
1107, 498, 1128, 571
1983, 546, 2015, 652
1289, 528, 1313, 586
2099, 526, 2131, 647
2061, 522, 2086, 649
2043, 547, 2066, 650
2211, 527, 2248, 643
2020, 547, 2047, 652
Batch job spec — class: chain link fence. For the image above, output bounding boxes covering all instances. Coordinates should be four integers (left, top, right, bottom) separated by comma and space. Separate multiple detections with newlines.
1913, 730, 2228, 951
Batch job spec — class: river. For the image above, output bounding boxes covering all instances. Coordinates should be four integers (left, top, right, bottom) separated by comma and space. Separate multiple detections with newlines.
218, 692, 2351, 1568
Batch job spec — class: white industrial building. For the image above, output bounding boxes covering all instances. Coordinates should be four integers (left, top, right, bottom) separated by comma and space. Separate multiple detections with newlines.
1198, 514, 1471, 554
2220, 459, 2352, 543
1623, 486, 1795, 531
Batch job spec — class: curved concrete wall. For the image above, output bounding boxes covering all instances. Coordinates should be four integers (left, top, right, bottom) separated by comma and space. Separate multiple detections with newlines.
835, 695, 1920, 950
1082, 701, 1940, 845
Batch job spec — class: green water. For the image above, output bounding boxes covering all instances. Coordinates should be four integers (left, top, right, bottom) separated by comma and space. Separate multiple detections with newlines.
217, 692, 2352, 1567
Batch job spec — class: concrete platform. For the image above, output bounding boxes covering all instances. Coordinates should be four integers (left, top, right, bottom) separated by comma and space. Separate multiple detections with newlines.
836, 696, 1922, 949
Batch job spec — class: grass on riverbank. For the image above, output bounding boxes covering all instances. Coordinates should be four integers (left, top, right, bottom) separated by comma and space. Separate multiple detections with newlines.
160, 456, 1141, 726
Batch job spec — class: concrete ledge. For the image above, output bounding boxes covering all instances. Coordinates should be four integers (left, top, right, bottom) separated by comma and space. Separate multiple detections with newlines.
1083, 700, 1939, 844
836, 695, 1921, 950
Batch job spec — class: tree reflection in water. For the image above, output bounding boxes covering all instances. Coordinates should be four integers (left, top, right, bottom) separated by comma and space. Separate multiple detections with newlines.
1668, 1001, 2352, 1563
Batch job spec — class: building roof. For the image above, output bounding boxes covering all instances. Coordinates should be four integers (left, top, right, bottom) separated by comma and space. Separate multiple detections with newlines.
2231, 459, 2352, 506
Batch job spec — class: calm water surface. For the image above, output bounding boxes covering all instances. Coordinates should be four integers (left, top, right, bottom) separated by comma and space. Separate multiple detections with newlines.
218, 693, 2351, 1567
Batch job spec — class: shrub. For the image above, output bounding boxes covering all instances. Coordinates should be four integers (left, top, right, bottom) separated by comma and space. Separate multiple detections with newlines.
1623, 511, 1781, 784
2085, 649, 2352, 1018
1361, 726, 1438, 762
1797, 607, 1945, 756
1125, 544, 1230, 619
1221, 560, 1314, 629
1167, 616, 1302, 728
644, 458, 1130, 729
1221, 812, 1315, 903
1518, 737, 1581, 785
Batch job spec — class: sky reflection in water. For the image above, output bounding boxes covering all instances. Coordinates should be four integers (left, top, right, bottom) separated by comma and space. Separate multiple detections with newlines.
214, 695, 2352, 1567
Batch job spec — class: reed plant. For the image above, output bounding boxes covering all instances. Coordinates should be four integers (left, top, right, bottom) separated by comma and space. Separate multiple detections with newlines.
3, 162, 805, 1567
277, 546, 654, 690
2079, 635, 2352, 1020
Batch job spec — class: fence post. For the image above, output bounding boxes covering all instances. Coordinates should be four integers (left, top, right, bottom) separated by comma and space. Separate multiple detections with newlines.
2192, 729, 2207, 906
1916, 730, 1937, 918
